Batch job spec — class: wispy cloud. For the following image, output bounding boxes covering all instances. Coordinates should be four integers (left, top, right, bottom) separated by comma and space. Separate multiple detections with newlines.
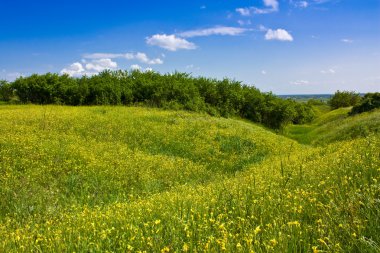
321, 68, 336, 74
341, 38, 353, 43
290, 80, 310, 85
290, 1, 309, 8
265, 29, 294, 41
237, 20, 252, 26
1, 70, 25, 81
236, 0, 279, 16
83, 52, 163, 65
179, 26, 249, 38
146, 34, 197, 51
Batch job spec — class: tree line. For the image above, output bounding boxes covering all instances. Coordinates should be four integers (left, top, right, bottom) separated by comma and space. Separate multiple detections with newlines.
0, 70, 316, 129
328, 90, 380, 115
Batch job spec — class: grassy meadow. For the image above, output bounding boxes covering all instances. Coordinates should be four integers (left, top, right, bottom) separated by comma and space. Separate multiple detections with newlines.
0, 105, 379, 252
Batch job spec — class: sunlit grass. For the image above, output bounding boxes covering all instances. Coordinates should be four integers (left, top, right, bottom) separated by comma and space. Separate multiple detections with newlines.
0, 105, 379, 252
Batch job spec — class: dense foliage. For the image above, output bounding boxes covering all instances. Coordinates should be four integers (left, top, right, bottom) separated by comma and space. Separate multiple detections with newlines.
350, 92, 380, 115
0, 80, 13, 102
328, 90, 361, 109
4, 70, 315, 129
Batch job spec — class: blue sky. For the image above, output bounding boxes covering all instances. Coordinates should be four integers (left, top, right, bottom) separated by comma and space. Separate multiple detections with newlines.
0, 0, 379, 94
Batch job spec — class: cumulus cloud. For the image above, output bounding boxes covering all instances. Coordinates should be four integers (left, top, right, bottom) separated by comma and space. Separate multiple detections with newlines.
130, 64, 142, 71
130, 65, 154, 72
83, 52, 163, 65
179, 26, 249, 38
265, 29, 294, 41
85, 58, 117, 72
61, 58, 117, 77
134, 52, 163, 64
61, 62, 85, 77
146, 34, 197, 51
236, 0, 279, 16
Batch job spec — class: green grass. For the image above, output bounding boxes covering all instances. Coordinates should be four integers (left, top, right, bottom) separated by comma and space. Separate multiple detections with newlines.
285, 107, 380, 145
0, 105, 379, 252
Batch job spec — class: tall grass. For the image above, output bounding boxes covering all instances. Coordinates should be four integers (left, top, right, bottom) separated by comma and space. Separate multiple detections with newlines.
0, 105, 379, 252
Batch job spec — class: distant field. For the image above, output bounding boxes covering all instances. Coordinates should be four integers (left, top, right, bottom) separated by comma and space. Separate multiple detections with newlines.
0, 105, 379, 252
277, 94, 332, 103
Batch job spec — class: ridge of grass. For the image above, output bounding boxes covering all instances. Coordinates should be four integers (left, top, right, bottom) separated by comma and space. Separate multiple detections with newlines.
0, 105, 379, 252
284, 107, 380, 145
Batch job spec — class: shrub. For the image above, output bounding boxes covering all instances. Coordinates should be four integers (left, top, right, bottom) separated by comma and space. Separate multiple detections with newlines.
350, 92, 380, 115
9, 70, 315, 129
328, 90, 361, 109
0, 80, 14, 101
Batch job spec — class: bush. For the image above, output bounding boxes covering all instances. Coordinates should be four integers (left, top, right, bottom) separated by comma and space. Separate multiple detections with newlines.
328, 90, 361, 109
0, 80, 14, 102
10, 70, 315, 129
350, 92, 380, 115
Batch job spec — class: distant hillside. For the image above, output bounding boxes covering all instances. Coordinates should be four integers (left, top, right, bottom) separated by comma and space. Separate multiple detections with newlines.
285, 107, 380, 145
278, 94, 332, 102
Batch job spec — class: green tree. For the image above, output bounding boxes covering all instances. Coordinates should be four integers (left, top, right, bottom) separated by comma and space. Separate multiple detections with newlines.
0, 80, 13, 101
350, 92, 380, 115
329, 90, 361, 109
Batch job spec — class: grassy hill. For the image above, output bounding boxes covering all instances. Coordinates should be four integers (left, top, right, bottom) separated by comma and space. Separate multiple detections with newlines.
284, 107, 380, 145
0, 105, 379, 252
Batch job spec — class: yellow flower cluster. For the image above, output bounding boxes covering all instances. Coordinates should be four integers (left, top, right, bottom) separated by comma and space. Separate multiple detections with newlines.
0, 105, 379, 252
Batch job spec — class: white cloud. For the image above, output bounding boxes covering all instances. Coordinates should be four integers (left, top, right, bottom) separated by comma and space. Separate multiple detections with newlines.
1, 71, 25, 81
61, 62, 85, 77
61, 58, 117, 77
130, 65, 154, 72
130, 64, 142, 71
146, 34, 197, 51
298, 1, 309, 8
341, 38, 353, 43
85, 58, 117, 72
321, 68, 336, 74
179, 26, 249, 38
236, 8, 251, 16
265, 29, 294, 41
134, 52, 163, 65
261, 70, 267, 75
237, 20, 252, 26
83, 52, 163, 65
259, 25, 269, 31
263, 0, 279, 10
83, 53, 124, 59
290, 80, 310, 85
236, 0, 279, 16
290, 0, 309, 8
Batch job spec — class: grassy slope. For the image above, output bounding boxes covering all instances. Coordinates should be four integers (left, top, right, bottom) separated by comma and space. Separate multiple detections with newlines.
0, 105, 379, 252
285, 107, 380, 145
